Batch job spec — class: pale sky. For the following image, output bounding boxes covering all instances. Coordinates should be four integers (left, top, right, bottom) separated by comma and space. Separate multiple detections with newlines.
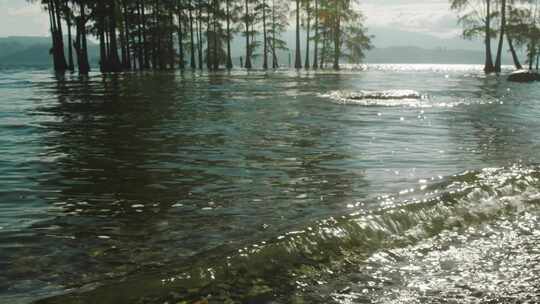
0, 0, 460, 39
359, 0, 461, 39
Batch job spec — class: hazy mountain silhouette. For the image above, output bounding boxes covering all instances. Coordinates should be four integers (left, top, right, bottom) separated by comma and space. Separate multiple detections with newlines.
0, 29, 509, 67
0, 36, 99, 67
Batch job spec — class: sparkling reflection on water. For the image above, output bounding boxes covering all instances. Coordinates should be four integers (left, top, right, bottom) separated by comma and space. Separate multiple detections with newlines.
1, 65, 540, 303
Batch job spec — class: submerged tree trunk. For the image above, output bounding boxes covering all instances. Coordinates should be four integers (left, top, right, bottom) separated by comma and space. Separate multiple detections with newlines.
136, 0, 145, 70
197, 6, 203, 70
320, 30, 326, 68
97, 0, 107, 72
75, 0, 90, 74
294, 0, 302, 69
494, 0, 506, 73
507, 34, 522, 70
189, 3, 196, 69
313, 0, 319, 69
484, 0, 495, 73
50, 0, 68, 72
226, 0, 233, 69
263, 0, 268, 69
212, 0, 219, 70
244, 0, 252, 69
141, 1, 151, 69
304, 0, 310, 70
177, 9, 185, 69
122, 0, 132, 70
169, 11, 176, 69
206, 6, 212, 70
333, 9, 341, 70
152, 0, 159, 69
107, 0, 123, 72
65, 8, 75, 72
272, 0, 278, 68
529, 43, 535, 70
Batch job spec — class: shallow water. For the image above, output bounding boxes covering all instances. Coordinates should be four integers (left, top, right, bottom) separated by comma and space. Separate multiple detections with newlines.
1, 65, 540, 303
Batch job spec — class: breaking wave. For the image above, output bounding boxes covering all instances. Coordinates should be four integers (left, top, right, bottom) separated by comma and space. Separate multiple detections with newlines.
37, 164, 540, 304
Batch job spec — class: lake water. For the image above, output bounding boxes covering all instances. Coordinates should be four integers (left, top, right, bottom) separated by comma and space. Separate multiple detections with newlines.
1, 65, 540, 303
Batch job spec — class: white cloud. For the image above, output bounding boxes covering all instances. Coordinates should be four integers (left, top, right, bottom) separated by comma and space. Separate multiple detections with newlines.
7, 5, 43, 17
0, 0, 462, 40
359, 0, 462, 38
0, 1, 48, 37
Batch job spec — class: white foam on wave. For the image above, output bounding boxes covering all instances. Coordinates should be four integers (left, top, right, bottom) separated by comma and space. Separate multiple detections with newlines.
321, 89, 501, 108
321, 90, 429, 107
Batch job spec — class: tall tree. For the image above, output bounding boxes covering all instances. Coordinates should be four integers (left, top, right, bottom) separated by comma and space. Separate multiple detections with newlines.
262, 0, 269, 69
188, 0, 197, 69
225, 0, 233, 69
312, 0, 319, 69
40, 0, 68, 72
450, 0, 496, 73
244, 0, 253, 68
63, 2, 75, 71
494, 0, 507, 72
304, 0, 311, 69
506, 0, 540, 70
294, 0, 302, 68
177, 1, 186, 69
270, 0, 289, 68
73, 0, 90, 74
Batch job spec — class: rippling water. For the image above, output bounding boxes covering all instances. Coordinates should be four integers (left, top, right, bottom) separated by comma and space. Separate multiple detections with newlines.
1, 65, 540, 303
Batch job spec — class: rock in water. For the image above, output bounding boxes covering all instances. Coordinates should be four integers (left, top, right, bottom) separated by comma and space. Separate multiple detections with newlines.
346, 90, 422, 100
507, 70, 540, 82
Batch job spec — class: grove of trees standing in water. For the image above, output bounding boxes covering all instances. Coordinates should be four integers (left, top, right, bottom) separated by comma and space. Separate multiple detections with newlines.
451, 0, 540, 73
30, 0, 373, 74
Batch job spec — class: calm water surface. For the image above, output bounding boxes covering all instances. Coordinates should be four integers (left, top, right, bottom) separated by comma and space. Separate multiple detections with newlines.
1, 65, 540, 303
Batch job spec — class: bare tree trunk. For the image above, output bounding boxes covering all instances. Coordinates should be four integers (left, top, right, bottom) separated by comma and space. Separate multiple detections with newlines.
51, 0, 68, 72
263, 0, 268, 69
529, 43, 535, 70
484, 0, 495, 73
177, 9, 185, 69
244, 0, 252, 69
507, 34, 522, 70
320, 30, 326, 68
333, 10, 341, 70
189, 1, 196, 69
197, 6, 203, 70
108, 0, 122, 72
226, 0, 233, 69
212, 0, 219, 70
122, 0, 132, 70
206, 6, 212, 70
77, 0, 90, 74
65, 6, 75, 72
136, 0, 144, 70
304, 0, 310, 70
313, 0, 319, 69
169, 10, 176, 69
141, 0, 150, 69
272, 0, 278, 68
494, 0, 506, 73
294, 0, 302, 69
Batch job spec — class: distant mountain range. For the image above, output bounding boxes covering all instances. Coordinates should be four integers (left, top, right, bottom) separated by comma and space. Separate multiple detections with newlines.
0, 36, 99, 67
0, 28, 514, 68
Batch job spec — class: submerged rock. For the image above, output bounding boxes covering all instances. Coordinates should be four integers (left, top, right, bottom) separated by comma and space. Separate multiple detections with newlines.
344, 90, 422, 100
507, 70, 540, 82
